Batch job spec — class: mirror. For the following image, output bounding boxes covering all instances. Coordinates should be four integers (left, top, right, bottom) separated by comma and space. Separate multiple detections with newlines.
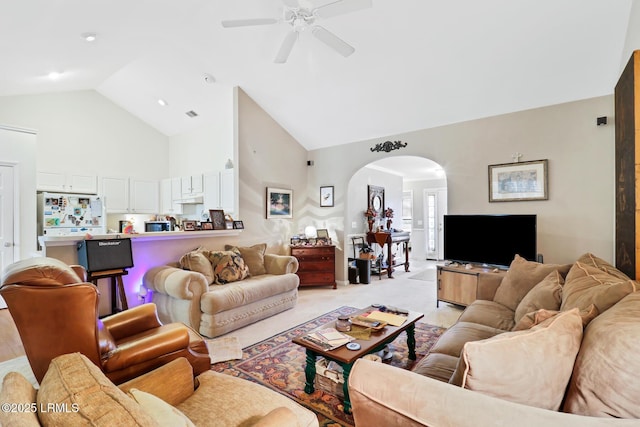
367, 185, 385, 217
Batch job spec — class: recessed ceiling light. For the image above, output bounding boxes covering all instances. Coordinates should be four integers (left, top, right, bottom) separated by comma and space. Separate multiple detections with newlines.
203, 73, 215, 84
157, 98, 168, 107
48, 71, 62, 80
81, 32, 97, 42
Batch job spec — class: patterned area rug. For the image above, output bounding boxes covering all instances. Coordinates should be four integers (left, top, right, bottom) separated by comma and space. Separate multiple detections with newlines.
211, 306, 445, 427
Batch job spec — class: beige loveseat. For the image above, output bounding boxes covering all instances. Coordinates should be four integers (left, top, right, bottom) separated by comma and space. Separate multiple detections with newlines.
348, 253, 640, 426
0, 352, 318, 427
143, 244, 299, 338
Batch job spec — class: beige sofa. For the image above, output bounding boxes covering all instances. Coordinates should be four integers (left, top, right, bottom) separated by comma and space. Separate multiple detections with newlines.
348, 253, 640, 426
143, 244, 299, 338
0, 352, 318, 427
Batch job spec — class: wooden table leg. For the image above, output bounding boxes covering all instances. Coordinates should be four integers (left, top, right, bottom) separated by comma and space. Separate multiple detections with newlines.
339, 362, 354, 414
303, 349, 318, 394
115, 275, 128, 311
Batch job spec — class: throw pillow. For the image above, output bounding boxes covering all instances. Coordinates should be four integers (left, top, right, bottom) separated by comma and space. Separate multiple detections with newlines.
493, 255, 571, 311
204, 250, 250, 284
571, 253, 631, 281
225, 243, 267, 276
560, 262, 638, 313
179, 248, 215, 284
513, 270, 563, 324
128, 389, 195, 427
512, 304, 599, 331
461, 308, 583, 411
563, 292, 640, 418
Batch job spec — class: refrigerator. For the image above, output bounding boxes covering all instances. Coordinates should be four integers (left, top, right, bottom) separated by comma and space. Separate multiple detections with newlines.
37, 192, 106, 238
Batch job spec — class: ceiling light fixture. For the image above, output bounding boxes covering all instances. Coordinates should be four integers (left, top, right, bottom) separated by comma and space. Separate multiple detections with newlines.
81, 32, 97, 42
48, 71, 61, 80
203, 73, 215, 84
157, 98, 168, 107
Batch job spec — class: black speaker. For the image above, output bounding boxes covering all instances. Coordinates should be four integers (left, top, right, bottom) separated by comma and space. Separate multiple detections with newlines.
77, 239, 134, 273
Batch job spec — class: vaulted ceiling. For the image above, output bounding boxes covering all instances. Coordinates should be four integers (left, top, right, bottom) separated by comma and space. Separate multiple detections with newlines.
0, 0, 636, 150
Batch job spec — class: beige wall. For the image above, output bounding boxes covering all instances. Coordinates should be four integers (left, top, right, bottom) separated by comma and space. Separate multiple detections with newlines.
309, 95, 616, 280
235, 88, 309, 253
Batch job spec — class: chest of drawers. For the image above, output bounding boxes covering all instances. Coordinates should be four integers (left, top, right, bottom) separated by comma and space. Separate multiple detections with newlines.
291, 245, 336, 289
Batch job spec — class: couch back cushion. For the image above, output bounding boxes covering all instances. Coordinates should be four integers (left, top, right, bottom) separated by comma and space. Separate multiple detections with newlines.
37, 352, 158, 426
563, 291, 640, 418
461, 309, 583, 411
493, 255, 571, 311
560, 262, 638, 314
573, 253, 631, 281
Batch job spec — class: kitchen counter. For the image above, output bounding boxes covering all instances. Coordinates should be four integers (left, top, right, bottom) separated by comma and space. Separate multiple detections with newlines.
38, 229, 242, 247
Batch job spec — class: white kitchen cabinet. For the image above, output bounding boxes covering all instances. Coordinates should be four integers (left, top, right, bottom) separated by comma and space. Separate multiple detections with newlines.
37, 171, 98, 194
171, 178, 182, 203
130, 179, 158, 214
180, 174, 203, 198
160, 178, 183, 215
203, 169, 236, 215
220, 169, 235, 214
102, 177, 129, 213
101, 177, 158, 213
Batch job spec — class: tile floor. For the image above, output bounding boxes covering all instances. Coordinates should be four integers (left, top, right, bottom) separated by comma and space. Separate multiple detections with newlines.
229, 258, 464, 348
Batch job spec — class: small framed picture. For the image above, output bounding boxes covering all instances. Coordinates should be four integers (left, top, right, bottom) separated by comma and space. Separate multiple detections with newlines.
317, 229, 329, 239
183, 220, 197, 231
200, 222, 213, 230
320, 186, 334, 207
209, 209, 226, 230
225, 220, 234, 230
233, 220, 244, 229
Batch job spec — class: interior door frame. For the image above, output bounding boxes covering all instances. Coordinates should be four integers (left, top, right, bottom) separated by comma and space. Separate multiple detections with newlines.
423, 187, 448, 260
0, 161, 19, 266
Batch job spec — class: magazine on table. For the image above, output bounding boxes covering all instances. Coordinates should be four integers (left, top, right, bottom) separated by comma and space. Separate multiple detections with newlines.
303, 327, 355, 350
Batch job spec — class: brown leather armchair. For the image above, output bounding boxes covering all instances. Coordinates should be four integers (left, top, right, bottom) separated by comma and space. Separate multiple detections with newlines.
0, 257, 210, 384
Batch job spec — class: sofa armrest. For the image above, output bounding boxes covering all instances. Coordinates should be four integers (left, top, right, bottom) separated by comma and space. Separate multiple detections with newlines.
102, 303, 162, 340
143, 266, 208, 300
264, 254, 299, 275
118, 357, 195, 406
348, 359, 635, 427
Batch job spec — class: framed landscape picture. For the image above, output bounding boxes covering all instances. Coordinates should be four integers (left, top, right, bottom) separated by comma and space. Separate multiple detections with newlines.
488, 159, 548, 202
267, 187, 292, 219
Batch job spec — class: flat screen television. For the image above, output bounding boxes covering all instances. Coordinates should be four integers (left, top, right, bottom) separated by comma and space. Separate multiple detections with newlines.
443, 214, 537, 268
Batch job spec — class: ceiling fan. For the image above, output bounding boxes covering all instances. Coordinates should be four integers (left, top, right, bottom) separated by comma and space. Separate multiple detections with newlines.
221, 0, 372, 63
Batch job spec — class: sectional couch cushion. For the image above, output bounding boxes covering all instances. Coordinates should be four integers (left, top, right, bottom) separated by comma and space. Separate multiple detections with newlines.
456, 300, 516, 331
574, 252, 631, 280
460, 309, 583, 411
560, 262, 637, 313
513, 270, 563, 324
563, 292, 640, 418
513, 304, 599, 331
37, 352, 158, 426
493, 255, 571, 311
129, 388, 195, 427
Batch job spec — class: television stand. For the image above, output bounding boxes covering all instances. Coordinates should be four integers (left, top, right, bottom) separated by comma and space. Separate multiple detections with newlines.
436, 264, 507, 307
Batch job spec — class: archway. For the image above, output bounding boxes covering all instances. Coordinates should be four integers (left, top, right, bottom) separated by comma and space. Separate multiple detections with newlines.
344, 155, 448, 276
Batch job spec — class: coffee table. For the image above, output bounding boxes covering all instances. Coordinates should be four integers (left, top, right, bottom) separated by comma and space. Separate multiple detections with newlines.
292, 306, 424, 413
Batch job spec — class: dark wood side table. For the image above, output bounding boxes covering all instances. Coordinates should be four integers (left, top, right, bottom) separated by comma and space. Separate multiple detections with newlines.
366, 231, 411, 278
291, 245, 336, 289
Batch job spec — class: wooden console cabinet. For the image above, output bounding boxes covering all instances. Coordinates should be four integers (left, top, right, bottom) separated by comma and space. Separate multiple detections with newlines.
437, 264, 507, 307
291, 245, 336, 289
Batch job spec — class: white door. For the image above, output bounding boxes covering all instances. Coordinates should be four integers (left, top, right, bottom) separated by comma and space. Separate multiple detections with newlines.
424, 188, 447, 260
0, 165, 15, 308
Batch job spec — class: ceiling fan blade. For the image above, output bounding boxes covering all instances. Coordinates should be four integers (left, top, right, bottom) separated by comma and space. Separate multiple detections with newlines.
221, 18, 278, 28
312, 26, 355, 57
274, 31, 299, 63
282, 0, 301, 9
313, 0, 372, 19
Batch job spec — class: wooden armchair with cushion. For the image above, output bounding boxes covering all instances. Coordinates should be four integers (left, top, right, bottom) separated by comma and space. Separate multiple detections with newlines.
0, 257, 210, 384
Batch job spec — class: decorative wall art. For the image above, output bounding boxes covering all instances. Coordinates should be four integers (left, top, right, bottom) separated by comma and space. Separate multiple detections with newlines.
320, 186, 334, 207
367, 185, 385, 217
488, 159, 549, 202
266, 187, 293, 219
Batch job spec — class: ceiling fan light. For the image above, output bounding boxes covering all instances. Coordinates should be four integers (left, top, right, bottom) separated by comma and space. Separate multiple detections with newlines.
81, 32, 97, 42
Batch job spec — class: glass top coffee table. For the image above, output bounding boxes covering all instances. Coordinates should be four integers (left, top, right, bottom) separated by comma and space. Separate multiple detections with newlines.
292, 306, 424, 413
